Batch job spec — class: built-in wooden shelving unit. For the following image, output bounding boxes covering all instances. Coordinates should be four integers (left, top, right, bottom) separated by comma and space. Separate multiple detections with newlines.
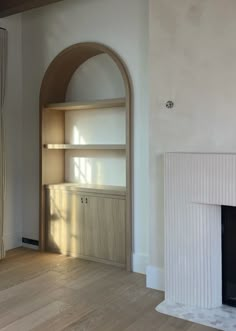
44, 144, 126, 150
44, 98, 125, 111
40, 42, 132, 271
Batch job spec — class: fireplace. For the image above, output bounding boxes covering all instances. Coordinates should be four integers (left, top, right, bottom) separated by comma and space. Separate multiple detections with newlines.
156, 153, 236, 331
222, 205, 236, 307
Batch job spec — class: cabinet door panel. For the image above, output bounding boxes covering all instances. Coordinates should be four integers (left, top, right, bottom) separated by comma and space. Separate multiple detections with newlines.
46, 190, 84, 256
84, 196, 125, 264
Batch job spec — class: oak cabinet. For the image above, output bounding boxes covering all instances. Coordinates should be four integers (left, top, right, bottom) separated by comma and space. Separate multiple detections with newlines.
45, 186, 126, 267
83, 196, 125, 264
46, 190, 84, 257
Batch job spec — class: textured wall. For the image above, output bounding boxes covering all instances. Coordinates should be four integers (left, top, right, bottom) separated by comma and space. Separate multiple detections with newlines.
148, 0, 236, 289
0, 15, 23, 250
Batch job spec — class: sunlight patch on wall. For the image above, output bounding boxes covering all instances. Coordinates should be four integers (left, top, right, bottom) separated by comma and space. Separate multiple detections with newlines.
72, 125, 87, 145
73, 157, 92, 184
65, 151, 126, 186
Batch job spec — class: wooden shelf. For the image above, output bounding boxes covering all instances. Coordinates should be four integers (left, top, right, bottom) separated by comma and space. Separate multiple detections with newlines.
44, 98, 126, 111
45, 183, 126, 197
44, 144, 126, 150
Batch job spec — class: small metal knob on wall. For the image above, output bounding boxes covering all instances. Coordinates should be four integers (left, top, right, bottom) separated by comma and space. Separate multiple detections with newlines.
85, 198, 88, 204
81, 197, 83, 203
166, 101, 174, 109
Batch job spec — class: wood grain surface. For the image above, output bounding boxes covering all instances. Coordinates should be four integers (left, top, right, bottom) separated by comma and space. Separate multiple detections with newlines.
0, 248, 218, 331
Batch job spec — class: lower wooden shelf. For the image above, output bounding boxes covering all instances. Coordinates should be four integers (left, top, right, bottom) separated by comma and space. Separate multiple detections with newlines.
45, 183, 126, 197
44, 144, 126, 150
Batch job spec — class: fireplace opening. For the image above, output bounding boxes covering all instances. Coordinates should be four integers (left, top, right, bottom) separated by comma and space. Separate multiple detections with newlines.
222, 205, 236, 307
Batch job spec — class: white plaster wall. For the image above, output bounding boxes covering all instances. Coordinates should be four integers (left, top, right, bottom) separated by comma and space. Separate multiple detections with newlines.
21, 0, 149, 273
0, 15, 23, 250
148, 0, 236, 289
66, 54, 125, 101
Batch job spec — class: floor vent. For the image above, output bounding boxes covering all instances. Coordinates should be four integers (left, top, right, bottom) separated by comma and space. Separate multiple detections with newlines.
22, 238, 39, 246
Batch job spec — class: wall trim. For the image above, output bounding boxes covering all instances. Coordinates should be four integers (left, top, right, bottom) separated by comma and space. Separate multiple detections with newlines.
22, 237, 39, 250
146, 265, 165, 291
132, 253, 148, 274
22, 243, 39, 250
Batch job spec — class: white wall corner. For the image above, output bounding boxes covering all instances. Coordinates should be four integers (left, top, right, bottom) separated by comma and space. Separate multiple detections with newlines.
4, 232, 22, 251
146, 265, 165, 291
132, 253, 148, 274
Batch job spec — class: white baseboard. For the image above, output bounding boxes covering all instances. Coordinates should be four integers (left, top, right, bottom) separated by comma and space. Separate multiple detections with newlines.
4, 232, 22, 251
146, 265, 165, 291
132, 253, 148, 274
22, 232, 39, 250
22, 243, 39, 250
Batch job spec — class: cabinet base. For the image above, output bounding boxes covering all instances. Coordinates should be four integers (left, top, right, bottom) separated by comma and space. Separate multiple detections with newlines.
47, 247, 126, 269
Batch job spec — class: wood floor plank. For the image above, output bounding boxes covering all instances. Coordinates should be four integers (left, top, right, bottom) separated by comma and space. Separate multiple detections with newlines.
124, 310, 172, 330
0, 248, 219, 331
0, 301, 70, 331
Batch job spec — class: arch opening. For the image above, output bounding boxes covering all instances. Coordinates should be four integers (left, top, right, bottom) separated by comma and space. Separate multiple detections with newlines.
40, 42, 132, 271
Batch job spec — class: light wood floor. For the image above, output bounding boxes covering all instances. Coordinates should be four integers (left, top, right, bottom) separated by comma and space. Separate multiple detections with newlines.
0, 248, 218, 331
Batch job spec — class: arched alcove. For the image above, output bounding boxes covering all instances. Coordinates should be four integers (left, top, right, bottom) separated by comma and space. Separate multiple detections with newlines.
40, 43, 132, 270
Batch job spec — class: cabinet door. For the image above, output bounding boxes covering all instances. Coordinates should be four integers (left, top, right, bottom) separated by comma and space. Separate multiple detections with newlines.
84, 196, 126, 265
46, 190, 84, 256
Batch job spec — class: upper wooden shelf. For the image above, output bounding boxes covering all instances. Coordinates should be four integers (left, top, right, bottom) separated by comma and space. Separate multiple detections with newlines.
44, 98, 126, 111
44, 144, 126, 150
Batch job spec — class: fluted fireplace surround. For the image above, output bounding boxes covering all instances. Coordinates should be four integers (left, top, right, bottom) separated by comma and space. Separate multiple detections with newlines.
156, 153, 236, 331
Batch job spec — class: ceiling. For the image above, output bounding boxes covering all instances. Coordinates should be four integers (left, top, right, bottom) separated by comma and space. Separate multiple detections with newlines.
0, 0, 64, 18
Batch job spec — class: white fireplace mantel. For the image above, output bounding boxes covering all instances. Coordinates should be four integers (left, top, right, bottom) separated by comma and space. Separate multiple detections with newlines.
162, 153, 236, 309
